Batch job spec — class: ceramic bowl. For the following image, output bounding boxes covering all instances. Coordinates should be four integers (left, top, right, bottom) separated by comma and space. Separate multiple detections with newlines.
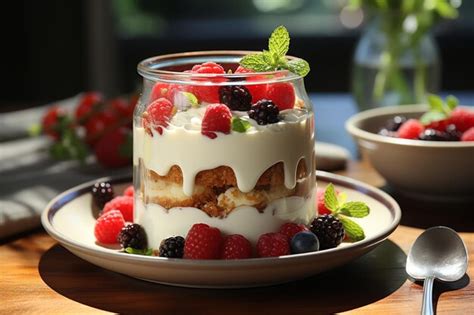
346, 104, 474, 199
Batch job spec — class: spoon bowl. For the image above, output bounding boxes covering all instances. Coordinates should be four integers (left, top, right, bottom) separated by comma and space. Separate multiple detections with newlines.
406, 226, 468, 314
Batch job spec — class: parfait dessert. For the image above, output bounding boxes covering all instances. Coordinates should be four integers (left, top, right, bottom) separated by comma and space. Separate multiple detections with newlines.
134, 31, 316, 250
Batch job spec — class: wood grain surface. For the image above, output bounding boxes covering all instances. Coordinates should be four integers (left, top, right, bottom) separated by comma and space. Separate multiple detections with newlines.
1, 160, 473, 314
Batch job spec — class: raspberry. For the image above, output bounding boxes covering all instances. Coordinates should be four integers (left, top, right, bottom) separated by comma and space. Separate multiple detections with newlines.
256, 233, 290, 257
91, 181, 115, 209
109, 97, 134, 118
235, 66, 268, 102
220, 234, 252, 259
310, 215, 345, 250
425, 118, 452, 132
278, 223, 308, 241
184, 223, 223, 259
201, 104, 232, 139
219, 85, 252, 111
75, 92, 103, 124
397, 119, 424, 139
41, 106, 67, 140
94, 210, 125, 244
191, 62, 226, 103
123, 185, 134, 197
248, 99, 280, 125
93, 127, 132, 168
145, 98, 175, 135
266, 83, 295, 110
117, 223, 147, 250
159, 236, 185, 258
450, 107, 474, 132
384, 115, 407, 131
461, 127, 474, 141
150, 83, 170, 103
85, 109, 118, 145
103, 195, 134, 222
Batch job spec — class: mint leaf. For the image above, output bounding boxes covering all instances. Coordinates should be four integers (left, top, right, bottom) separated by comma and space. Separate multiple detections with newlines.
338, 216, 365, 241
324, 183, 339, 212
182, 92, 199, 108
339, 201, 370, 218
420, 111, 447, 125
446, 95, 459, 110
125, 247, 153, 256
427, 94, 444, 112
232, 117, 251, 133
262, 50, 275, 65
268, 25, 290, 58
240, 54, 273, 72
285, 59, 310, 77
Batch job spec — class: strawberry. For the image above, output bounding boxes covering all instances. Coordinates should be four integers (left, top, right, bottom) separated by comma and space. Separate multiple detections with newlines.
266, 83, 295, 110
94, 209, 125, 244
93, 127, 132, 168
41, 106, 67, 140
184, 223, 223, 259
235, 66, 268, 102
123, 185, 134, 197
278, 223, 308, 241
103, 195, 134, 222
201, 104, 232, 139
398, 119, 424, 139
257, 233, 290, 257
220, 234, 252, 259
75, 92, 103, 125
144, 98, 175, 135
450, 107, 474, 132
461, 127, 474, 141
191, 62, 226, 103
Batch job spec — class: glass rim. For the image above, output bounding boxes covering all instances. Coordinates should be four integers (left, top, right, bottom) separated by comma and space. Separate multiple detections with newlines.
137, 50, 305, 85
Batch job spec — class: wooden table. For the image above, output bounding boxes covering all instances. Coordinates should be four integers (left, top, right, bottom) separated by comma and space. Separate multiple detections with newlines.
2, 160, 473, 314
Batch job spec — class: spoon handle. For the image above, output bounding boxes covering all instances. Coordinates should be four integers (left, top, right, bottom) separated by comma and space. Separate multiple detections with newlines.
421, 276, 435, 315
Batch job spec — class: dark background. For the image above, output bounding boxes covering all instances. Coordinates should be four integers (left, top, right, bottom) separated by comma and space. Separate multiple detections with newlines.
2, 0, 474, 112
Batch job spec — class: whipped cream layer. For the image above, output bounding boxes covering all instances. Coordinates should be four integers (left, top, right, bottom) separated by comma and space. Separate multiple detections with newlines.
136, 192, 316, 248
134, 107, 315, 196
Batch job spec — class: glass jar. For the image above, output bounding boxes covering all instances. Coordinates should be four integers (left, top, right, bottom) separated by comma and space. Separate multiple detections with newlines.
352, 16, 440, 110
134, 51, 316, 249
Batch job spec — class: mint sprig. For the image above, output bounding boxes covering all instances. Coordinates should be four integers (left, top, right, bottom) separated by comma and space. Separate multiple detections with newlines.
420, 94, 459, 125
232, 117, 251, 133
321, 183, 370, 242
239, 25, 310, 76
124, 247, 153, 256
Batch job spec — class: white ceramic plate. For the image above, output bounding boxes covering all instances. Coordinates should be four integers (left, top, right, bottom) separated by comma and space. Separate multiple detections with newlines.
41, 171, 401, 288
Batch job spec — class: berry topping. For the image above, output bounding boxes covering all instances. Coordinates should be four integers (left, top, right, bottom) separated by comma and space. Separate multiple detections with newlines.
290, 231, 320, 254
310, 214, 345, 250
256, 233, 290, 257
201, 104, 232, 139
41, 106, 67, 140
191, 62, 226, 103
94, 210, 125, 244
384, 115, 407, 132
103, 195, 134, 222
220, 234, 252, 259
248, 99, 280, 125
266, 83, 295, 110
145, 98, 175, 135
235, 66, 268, 102
418, 129, 451, 141
93, 127, 132, 168
397, 119, 425, 140
461, 127, 474, 141
150, 83, 170, 103
159, 236, 185, 258
123, 185, 134, 197
316, 188, 335, 215
91, 181, 115, 209
278, 222, 308, 241
85, 109, 118, 145
75, 92, 103, 124
450, 107, 474, 132
219, 85, 252, 111
425, 118, 452, 132
445, 124, 462, 141
117, 223, 148, 250
184, 223, 223, 259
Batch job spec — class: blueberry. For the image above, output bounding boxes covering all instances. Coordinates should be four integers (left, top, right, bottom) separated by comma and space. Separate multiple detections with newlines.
290, 231, 320, 254
385, 115, 407, 132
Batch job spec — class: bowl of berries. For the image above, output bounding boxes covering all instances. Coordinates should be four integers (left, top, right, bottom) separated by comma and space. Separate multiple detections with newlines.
346, 95, 474, 199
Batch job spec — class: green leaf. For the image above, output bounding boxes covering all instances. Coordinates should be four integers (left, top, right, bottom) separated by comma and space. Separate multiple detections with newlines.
427, 94, 444, 112
285, 59, 310, 77
446, 95, 459, 110
436, 1, 458, 19
125, 247, 153, 256
338, 216, 365, 241
262, 50, 274, 65
419, 111, 447, 125
324, 183, 339, 212
339, 201, 370, 218
232, 117, 251, 133
182, 92, 199, 108
268, 25, 290, 58
240, 54, 273, 72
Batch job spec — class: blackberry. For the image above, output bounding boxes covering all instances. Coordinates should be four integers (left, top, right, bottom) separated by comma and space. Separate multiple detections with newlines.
310, 214, 345, 250
418, 129, 449, 141
159, 236, 185, 258
219, 85, 252, 111
248, 99, 280, 125
91, 181, 114, 209
445, 124, 462, 141
117, 224, 148, 250
385, 115, 407, 132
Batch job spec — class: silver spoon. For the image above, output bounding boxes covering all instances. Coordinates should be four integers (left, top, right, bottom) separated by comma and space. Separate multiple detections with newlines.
406, 226, 468, 315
